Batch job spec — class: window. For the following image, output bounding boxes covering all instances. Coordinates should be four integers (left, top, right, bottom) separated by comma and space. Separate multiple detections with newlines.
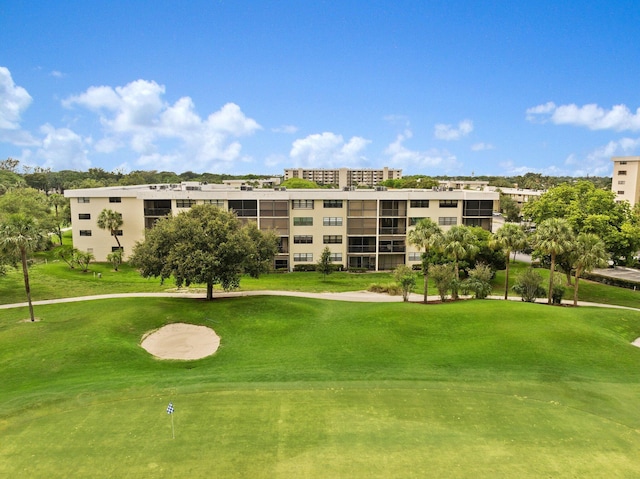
439, 200, 458, 208
617, 180, 625, 185
323, 235, 342, 244
330, 253, 342, 262
293, 217, 313, 226
323, 199, 343, 208
438, 217, 457, 225
380, 200, 406, 216
78, 213, 91, 220
463, 200, 493, 217
618, 170, 627, 176
348, 236, 376, 253
77, 197, 90, 204
176, 199, 196, 208
111, 246, 123, 252
293, 253, 313, 262
323, 217, 343, 226
409, 217, 425, 226
348, 200, 377, 216
114, 230, 123, 236
203, 199, 224, 207
619, 161, 627, 165
410, 200, 430, 208
292, 199, 314, 209
293, 235, 313, 244
109, 197, 122, 203
618, 191, 625, 195
408, 252, 421, 261
79, 230, 92, 236
260, 200, 288, 217
228, 199, 258, 217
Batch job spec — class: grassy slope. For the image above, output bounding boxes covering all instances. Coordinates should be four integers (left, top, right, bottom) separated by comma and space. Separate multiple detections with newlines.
2, 297, 640, 477
2, 257, 640, 309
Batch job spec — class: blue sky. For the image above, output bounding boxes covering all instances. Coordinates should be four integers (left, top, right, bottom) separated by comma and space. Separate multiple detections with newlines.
2, 1, 640, 177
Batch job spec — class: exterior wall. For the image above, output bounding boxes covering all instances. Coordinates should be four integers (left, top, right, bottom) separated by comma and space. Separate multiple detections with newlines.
612, 156, 640, 207
69, 189, 145, 261
486, 187, 543, 207
65, 184, 497, 270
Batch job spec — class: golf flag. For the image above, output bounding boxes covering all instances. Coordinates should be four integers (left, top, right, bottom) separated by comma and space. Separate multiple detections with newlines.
167, 402, 174, 414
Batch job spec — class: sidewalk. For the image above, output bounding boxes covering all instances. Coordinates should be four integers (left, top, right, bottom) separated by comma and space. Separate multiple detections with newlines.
2, 290, 639, 311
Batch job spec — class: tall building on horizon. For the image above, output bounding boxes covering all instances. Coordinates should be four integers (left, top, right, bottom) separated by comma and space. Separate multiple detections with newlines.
283, 167, 402, 188
612, 156, 640, 207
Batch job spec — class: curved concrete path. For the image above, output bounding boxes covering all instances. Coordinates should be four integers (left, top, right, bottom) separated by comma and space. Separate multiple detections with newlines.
2, 290, 639, 311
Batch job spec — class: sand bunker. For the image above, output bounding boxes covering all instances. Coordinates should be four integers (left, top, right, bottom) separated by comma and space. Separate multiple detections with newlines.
141, 323, 220, 360
632, 338, 640, 348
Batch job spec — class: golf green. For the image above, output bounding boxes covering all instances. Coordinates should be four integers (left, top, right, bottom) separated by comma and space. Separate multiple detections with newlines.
2, 296, 640, 478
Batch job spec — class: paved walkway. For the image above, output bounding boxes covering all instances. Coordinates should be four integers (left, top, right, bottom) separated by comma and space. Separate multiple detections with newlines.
2, 290, 639, 311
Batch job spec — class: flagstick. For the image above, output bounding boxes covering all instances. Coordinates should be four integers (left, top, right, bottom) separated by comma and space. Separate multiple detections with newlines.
171, 411, 175, 439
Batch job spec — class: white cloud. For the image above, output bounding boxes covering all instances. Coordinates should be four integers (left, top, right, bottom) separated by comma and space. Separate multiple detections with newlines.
272, 125, 298, 134
526, 101, 640, 131
290, 132, 370, 167
434, 119, 473, 141
0, 66, 32, 130
63, 79, 262, 171
525, 101, 556, 121
385, 129, 459, 170
35, 124, 91, 170
498, 160, 567, 177
471, 142, 495, 151
50, 70, 65, 78
567, 137, 640, 176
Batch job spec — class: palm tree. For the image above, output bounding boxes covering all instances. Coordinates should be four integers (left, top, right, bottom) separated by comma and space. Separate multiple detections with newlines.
97, 209, 123, 250
407, 218, 442, 302
492, 223, 527, 300
48, 193, 69, 245
534, 218, 575, 304
0, 214, 44, 321
442, 225, 479, 299
571, 233, 608, 306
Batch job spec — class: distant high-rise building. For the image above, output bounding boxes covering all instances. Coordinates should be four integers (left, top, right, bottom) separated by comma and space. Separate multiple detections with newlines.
283, 167, 402, 188
612, 156, 640, 207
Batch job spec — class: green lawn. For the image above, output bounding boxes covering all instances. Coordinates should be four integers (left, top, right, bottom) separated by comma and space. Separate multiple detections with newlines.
3, 255, 640, 309
2, 297, 640, 477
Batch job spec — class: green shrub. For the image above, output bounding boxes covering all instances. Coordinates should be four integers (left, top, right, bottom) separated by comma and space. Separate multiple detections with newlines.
512, 267, 546, 302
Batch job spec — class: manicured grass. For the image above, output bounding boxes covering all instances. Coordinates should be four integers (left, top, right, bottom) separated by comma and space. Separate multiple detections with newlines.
2, 244, 640, 309
2, 297, 640, 477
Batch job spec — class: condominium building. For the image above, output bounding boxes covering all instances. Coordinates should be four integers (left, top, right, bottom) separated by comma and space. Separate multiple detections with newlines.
612, 156, 640, 207
283, 167, 402, 188
65, 182, 498, 271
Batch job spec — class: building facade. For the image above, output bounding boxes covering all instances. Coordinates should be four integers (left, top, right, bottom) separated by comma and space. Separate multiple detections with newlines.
612, 156, 640, 207
283, 167, 402, 188
65, 183, 498, 271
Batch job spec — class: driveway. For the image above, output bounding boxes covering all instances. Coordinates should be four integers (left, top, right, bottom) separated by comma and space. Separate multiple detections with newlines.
591, 266, 640, 284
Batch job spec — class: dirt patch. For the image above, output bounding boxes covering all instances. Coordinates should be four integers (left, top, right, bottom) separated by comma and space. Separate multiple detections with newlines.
19, 317, 42, 323
141, 323, 220, 360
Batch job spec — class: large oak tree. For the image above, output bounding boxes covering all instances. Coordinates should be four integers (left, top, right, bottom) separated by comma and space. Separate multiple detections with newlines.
130, 205, 278, 300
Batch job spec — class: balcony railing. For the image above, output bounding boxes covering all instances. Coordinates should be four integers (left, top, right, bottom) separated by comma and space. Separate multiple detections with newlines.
378, 227, 406, 235
144, 208, 172, 216
348, 246, 377, 253
378, 245, 406, 253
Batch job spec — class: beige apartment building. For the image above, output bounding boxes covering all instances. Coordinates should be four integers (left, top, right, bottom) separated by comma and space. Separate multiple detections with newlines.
65, 183, 498, 271
283, 167, 402, 188
612, 156, 640, 207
